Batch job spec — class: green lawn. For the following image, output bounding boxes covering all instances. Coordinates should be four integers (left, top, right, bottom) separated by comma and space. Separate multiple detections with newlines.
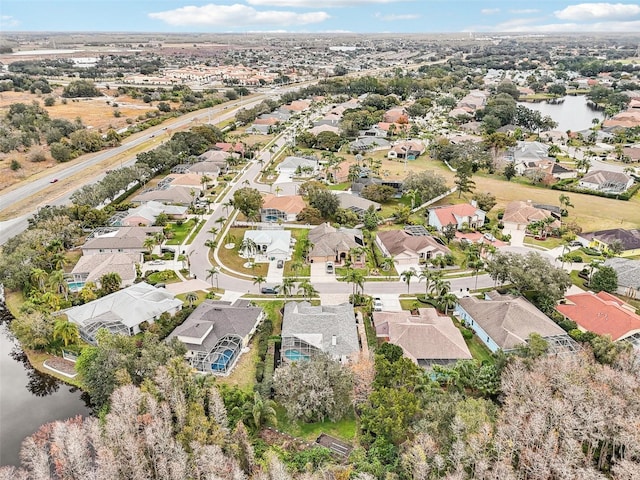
254, 300, 284, 334
523, 236, 565, 249
217, 227, 268, 276
275, 406, 357, 442
165, 219, 197, 245
328, 182, 350, 191
185, 219, 206, 244
176, 291, 210, 307
216, 341, 259, 393
146, 270, 180, 285
465, 334, 494, 364
284, 229, 311, 276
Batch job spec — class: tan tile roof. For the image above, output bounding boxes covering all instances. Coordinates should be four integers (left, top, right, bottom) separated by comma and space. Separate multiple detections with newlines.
377, 230, 450, 257
502, 200, 555, 226
261, 194, 306, 214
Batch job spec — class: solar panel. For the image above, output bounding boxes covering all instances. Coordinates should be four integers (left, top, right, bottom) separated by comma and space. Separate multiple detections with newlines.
404, 225, 430, 236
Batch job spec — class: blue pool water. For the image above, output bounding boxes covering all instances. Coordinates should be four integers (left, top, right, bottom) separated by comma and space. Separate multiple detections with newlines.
66, 281, 85, 291
211, 349, 235, 372
284, 349, 310, 361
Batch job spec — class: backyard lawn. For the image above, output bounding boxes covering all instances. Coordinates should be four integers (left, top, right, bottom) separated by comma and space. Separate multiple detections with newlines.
284, 229, 311, 277
275, 406, 357, 442
216, 343, 259, 393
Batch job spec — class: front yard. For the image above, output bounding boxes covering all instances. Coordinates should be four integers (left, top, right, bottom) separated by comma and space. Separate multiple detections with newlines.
217, 227, 268, 276
164, 219, 198, 245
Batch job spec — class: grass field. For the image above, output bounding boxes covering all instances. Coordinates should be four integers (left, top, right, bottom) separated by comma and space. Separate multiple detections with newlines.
217, 227, 269, 276
275, 406, 357, 442
165, 219, 198, 245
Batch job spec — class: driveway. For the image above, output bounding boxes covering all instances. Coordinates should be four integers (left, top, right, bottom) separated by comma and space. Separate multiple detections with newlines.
504, 228, 525, 246
311, 261, 337, 281
376, 293, 402, 311
266, 259, 284, 284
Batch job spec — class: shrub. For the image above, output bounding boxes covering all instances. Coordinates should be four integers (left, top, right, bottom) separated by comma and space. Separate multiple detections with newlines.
28, 149, 47, 163
44, 96, 55, 107
10, 159, 21, 171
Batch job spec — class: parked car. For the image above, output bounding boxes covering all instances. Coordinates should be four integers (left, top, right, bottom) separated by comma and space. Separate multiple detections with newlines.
483, 232, 496, 242
569, 240, 583, 247
326, 261, 334, 274
277, 259, 284, 269
149, 260, 165, 265
161, 247, 175, 254
261, 287, 278, 294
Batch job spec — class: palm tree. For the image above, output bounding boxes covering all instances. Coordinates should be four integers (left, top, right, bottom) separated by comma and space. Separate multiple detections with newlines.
290, 261, 304, 276
380, 256, 395, 272
100, 272, 121, 294
185, 291, 198, 307
222, 199, 234, 216
206, 267, 220, 289
279, 277, 296, 297
274, 185, 283, 197
30, 268, 48, 293
143, 237, 156, 255
400, 268, 417, 293
216, 216, 227, 228
208, 227, 219, 242
253, 275, 266, 293
200, 174, 212, 191
440, 292, 458, 315
53, 319, 79, 348
251, 392, 277, 430
48, 270, 69, 301
419, 268, 443, 296
240, 238, 258, 258
406, 188, 420, 209
433, 277, 451, 298
297, 280, 318, 300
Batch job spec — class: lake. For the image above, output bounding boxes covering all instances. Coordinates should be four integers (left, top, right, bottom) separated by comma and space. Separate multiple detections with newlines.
518, 95, 603, 133
0, 321, 90, 467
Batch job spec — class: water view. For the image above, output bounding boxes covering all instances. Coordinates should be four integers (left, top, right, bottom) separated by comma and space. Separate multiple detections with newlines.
0, 323, 90, 466
518, 95, 604, 133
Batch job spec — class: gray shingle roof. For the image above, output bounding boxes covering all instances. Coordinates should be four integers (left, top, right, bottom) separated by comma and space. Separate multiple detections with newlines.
604, 258, 640, 289
282, 302, 359, 360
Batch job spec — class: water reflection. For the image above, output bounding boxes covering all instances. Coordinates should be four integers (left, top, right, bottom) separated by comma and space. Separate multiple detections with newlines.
518, 95, 603, 133
9, 346, 61, 397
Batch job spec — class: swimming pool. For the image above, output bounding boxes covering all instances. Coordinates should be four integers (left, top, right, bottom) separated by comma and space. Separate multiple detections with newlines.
284, 349, 310, 362
211, 349, 235, 372
66, 281, 85, 291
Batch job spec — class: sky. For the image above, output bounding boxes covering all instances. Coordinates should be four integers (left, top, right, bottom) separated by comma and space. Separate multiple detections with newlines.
2, 1, 640, 34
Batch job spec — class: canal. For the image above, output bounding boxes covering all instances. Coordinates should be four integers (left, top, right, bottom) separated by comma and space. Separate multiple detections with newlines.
518, 95, 604, 133
0, 319, 90, 467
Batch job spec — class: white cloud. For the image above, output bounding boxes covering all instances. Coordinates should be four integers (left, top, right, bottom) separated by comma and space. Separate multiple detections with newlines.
0, 15, 19, 28
374, 12, 420, 21
481, 8, 500, 15
149, 3, 329, 27
471, 18, 640, 33
555, 3, 640, 21
248, 0, 406, 6
509, 9, 539, 14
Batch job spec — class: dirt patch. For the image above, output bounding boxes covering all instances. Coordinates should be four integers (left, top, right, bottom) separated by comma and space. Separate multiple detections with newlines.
259, 427, 313, 452
43, 356, 77, 377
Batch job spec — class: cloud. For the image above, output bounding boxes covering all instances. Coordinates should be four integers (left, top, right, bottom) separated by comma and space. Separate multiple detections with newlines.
555, 3, 640, 21
0, 15, 19, 28
374, 12, 420, 21
509, 9, 539, 14
470, 18, 640, 33
481, 8, 500, 15
149, 3, 329, 27
247, 0, 406, 6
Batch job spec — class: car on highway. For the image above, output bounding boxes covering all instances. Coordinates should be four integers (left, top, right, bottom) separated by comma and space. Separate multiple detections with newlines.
50, 178, 58, 183
261, 287, 278, 295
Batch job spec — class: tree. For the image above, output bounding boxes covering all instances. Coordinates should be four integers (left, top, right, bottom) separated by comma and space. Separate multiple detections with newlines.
400, 268, 417, 293
361, 184, 396, 203
100, 272, 121, 294
185, 291, 198, 307
559, 193, 574, 216
504, 162, 517, 181
278, 277, 296, 297
402, 171, 449, 203
590, 266, 618, 293
251, 391, 277, 430
53, 318, 79, 348
297, 280, 318, 300
62, 79, 101, 98
308, 189, 339, 219
472, 192, 496, 212
233, 187, 263, 222
253, 275, 266, 293
206, 267, 220, 289
273, 353, 353, 423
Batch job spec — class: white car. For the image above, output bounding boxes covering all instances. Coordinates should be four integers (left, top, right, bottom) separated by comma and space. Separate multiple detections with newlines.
373, 297, 383, 312
149, 260, 165, 265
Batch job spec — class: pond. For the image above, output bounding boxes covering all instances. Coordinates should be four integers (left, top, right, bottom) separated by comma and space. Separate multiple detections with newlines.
0, 318, 91, 467
518, 95, 603, 133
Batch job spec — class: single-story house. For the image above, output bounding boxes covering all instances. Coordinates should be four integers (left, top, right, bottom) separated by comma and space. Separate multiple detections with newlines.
214, 142, 245, 157
556, 291, 640, 343
276, 156, 319, 176
603, 258, 640, 299
504, 141, 552, 165
308, 124, 341, 136
579, 228, 640, 257
518, 159, 577, 180
242, 229, 292, 262
187, 161, 223, 176
456, 292, 570, 353
383, 107, 408, 124
376, 230, 451, 265
358, 126, 388, 138
387, 140, 425, 160
167, 173, 207, 190
308, 222, 366, 267
578, 170, 634, 194
166, 300, 264, 375
198, 149, 236, 165
260, 195, 306, 223
335, 192, 381, 216
327, 160, 351, 184
117, 201, 187, 227
350, 136, 391, 152
428, 203, 486, 231
63, 282, 182, 344
132, 186, 200, 206
81, 226, 164, 256
69, 252, 141, 288
501, 200, 560, 232
373, 308, 472, 368
281, 302, 360, 364
351, 177, 403, 198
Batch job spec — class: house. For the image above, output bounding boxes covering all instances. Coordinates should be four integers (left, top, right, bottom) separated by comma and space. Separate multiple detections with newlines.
455, 292, 570, 353
383, 107, 408, 124
260, 195, 306, 222
376, 230, 451, 266
62, 282, 182, 344
117, 201, 187, 227
350, 136, 391, 152
187, 161, 222, 177
579, 228, 640, 257
373, 308, 472, 368
327, 160, 351, 184
308, 124, 341, 136
501, 200, 560, 232
81, 226, 164, 255
242, 229, 291, 262
556, 291, 640, 343
214, 142, 244, 157
603, 258, 640, 299
387, 140, 425, 160
199, 149, 236, 165
69, 252, 141, 289
358, 126, 388, 138
335, 192, 381, 216
578, 170, 634, 194
281, 302, 360, 363
308, 223, 366, 267
132, 186, 200, 206
166, 300, 264, 375
428, 203, 486, 231
351, 177, 403, 198
505, 141, 552, 166
276, 156, 318, 176
518, 159, 577, 180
